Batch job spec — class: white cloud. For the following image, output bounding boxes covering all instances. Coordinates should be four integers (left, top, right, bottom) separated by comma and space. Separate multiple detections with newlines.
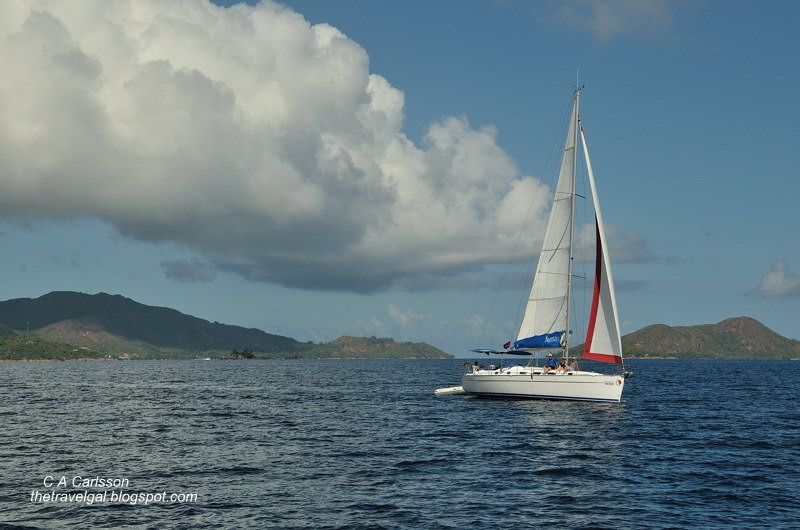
757, 260, 800, 298
387, 304, 423, 327
0, 0, 550, 293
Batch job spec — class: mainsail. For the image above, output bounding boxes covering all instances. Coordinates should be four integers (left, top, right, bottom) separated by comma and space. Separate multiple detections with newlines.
515, 93, 578, 347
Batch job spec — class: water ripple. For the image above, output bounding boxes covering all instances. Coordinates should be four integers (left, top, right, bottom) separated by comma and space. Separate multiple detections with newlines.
1, 359, 799, 527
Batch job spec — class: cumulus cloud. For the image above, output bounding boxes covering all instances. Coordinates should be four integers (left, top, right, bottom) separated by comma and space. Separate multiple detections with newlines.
0, 0, 553, 293
531, 0, 693, 43
387, 304, 423, 327
757, 260, 800, 298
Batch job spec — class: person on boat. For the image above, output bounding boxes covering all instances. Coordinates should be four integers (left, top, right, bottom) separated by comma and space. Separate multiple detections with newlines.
556, 359, 569, 374
541, 353, 558, 375
571, 359, 580, 371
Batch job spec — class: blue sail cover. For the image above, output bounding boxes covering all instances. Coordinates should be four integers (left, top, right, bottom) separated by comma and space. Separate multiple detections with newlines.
514, 331, 566, 349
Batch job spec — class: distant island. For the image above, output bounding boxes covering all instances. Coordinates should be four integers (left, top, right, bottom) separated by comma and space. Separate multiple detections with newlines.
0, 291, 453, 361
619, 317, 800, 360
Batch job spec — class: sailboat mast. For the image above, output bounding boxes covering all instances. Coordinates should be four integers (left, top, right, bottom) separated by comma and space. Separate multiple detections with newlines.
563, 88, 580, 363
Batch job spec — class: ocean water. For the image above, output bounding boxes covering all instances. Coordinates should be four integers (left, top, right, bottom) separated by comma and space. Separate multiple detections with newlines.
1, 358, 798, 528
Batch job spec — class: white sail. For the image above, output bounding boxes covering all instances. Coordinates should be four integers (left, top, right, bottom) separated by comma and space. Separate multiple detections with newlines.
580, 127, 623, 363
516, 94, 578, 344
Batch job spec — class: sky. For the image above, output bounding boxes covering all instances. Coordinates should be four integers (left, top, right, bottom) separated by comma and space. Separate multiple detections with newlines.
1, 0, 798, 356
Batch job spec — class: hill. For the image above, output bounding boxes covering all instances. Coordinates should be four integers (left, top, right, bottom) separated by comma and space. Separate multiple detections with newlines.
0, 334, 107, 361
0, 291, 307, 358
301, 336, 451, 359
620, 317, 800, 359
0, 292, 452, 360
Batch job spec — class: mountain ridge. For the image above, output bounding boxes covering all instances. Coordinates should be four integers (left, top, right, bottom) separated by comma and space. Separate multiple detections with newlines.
0, 291, 305, 356
0, 291, 452, 359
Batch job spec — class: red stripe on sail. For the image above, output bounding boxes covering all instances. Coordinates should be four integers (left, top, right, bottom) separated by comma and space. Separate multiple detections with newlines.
582, 219, 623, 364
583, 219, 601, 355
583, 352, 624, 363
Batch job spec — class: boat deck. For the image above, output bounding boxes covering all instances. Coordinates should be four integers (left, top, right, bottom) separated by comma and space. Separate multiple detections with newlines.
469, 365, 602, 377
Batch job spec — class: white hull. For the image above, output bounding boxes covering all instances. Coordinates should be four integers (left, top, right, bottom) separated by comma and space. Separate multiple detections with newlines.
461, 366, 624, 402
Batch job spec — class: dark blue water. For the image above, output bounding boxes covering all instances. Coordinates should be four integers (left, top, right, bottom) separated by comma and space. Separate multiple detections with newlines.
1, 359, 798, 528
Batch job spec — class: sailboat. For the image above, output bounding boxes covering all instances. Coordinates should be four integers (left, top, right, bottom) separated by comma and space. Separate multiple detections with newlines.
460, 87, 630, 402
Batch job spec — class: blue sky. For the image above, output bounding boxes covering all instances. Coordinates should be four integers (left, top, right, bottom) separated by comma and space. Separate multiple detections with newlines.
1, 0, 798, 356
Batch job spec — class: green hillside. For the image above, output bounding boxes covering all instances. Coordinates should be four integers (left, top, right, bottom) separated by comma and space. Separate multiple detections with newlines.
0, 334, 106, 361
35, 319, 196, 359
620, 317, 800, 359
